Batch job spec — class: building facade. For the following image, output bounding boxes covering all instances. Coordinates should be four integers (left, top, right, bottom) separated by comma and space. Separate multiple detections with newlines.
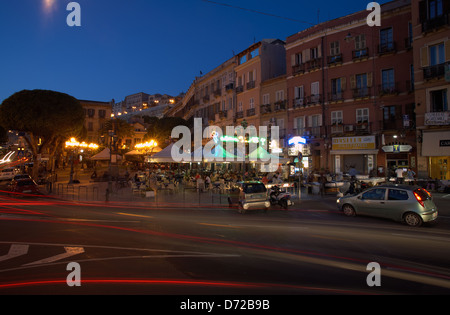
286, 0, 416, 176
412, 0, 450, 180
79, 100, 112, 144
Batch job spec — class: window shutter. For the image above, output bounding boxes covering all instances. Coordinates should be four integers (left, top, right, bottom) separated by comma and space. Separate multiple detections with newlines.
341, 77, 347, 91
421, 46, 429, 67
317, 44, 322, 58
367, 72, 373, 87
303, 49, 310, 62
291, 54, 296, 66
293, 117, 298, 129
445, 40, 450, 62
350, 75, 356, 89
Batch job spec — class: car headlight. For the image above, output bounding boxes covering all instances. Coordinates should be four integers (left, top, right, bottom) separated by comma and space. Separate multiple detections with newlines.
336, 199, 340, 203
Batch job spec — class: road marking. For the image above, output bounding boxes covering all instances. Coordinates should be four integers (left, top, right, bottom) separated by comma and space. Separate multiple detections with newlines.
24, 247, 84, 266
198, 223, 239, 229
116, 212, 153, 219
0, 244, 29, 262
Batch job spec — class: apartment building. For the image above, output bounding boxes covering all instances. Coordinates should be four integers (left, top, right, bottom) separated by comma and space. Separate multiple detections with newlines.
80, 100, 112, 144
412, 0, 450, 180
286, 0, 415, 176
234, 39, 286, 129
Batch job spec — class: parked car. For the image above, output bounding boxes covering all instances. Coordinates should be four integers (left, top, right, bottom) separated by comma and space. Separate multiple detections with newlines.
0, 168, 18, 181
337, 184, 438, 227
11, 174, 32, 183
10, 178, 40, 196
228, 181, 270, 214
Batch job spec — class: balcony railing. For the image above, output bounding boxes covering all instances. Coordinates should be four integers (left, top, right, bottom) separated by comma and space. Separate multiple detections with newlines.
327, 54, 343, 65
225, 83, 234, 92
236, 85, 244, 94
378, 82, 399, 96
246, 108, 256, 117
219, 110, 228, 120
422, 14, 450, 33
378, 42, 397, 55
423, 62, 449, 80
380, 118, 415, 131
352, 47, 369, 60
306, 58, 322, 71
292, 98, 305, 108
307, 94, 322, 105
203, 95, 210, 102
352, 87, 371, 99
328, 92, 344, 102
274, 100, 287, 111
213, 89, 222, 97
235, 111, 244, 119
260, 104, 272, 114
246, 80, 256, 90
292, 64, 306, 75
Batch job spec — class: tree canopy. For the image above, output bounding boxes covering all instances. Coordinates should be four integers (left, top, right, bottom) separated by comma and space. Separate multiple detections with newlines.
143, 116, 190, 148
0, 89, 85, 178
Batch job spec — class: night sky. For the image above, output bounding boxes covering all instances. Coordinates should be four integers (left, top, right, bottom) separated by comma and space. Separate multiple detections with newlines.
0, 0, 389, 104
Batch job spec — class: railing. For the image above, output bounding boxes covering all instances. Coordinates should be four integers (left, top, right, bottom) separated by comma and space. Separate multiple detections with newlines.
378, 42, 396, 55
236, 85, 244, 94
225, 83, 234, 91
260, 104, 272, 114
328, 92, 344, 102
235, 111, 244, 119
380, 119, 415, 130
306, 58, 322, 71
307, 94, 322, 105
274, 100, 287, 111
378, 82, 398, 96
213, 89, 222, 97
292, 64, 306, 75
327, 54, 343, 65
352, 87, 371, 99
423, 62, 448, 80
292, 98, 305, 108
246, 108, 256, 117
422, 14, 449, 33
352, 47, 369, 60
246, 80, 256, 90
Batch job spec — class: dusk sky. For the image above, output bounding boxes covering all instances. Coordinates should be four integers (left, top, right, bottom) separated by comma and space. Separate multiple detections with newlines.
0, 0, 389, 104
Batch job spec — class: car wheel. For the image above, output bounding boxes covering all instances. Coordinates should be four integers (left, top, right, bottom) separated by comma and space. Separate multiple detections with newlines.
238, 202, 246, 214
342, 204, 356, 217
404, 212, 422, 227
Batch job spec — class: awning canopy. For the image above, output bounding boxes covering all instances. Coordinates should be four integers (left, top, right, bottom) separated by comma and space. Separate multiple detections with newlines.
90, 148, 123, 161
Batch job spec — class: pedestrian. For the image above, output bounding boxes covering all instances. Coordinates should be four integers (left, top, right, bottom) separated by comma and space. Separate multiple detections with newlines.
395, 167, 404, 184
406, 168, 415, 185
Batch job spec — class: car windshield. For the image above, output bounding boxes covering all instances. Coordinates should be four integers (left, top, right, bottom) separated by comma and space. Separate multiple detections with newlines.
414, 188, 431, 200
243, 184, 266, 194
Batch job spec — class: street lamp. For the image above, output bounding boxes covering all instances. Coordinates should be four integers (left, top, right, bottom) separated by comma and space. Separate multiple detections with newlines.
65, 138, 99, 184
135, 140, 158, 162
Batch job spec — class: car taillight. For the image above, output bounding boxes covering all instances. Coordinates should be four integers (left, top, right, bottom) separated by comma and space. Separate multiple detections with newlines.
423, 188, 432, 198
414, 192, 424, 207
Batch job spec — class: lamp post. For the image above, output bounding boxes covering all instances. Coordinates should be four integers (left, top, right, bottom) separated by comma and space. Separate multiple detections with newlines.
135, 139, 158, 162
65, 138, 99, 184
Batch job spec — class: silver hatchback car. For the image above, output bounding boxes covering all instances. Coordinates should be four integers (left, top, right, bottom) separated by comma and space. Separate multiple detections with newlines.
337, 184, 438, 227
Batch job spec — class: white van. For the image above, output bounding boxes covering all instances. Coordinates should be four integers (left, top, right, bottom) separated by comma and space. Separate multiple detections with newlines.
0, 168, 17, 181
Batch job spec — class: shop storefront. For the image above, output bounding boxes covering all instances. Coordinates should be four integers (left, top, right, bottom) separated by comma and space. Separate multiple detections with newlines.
422, 131, 450, 180
331, 136, 378, 175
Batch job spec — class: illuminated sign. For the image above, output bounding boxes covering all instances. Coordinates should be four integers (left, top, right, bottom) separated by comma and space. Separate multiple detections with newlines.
288, 136, 307, 145
220, 135, 266, 145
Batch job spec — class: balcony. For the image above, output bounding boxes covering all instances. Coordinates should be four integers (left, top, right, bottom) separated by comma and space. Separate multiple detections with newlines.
352, 47, 369, 60
292, 64, 306, 76
307, 94, 322, 105
423, 62, 449, 80
327, 54, 343, 66
219, 110, 228, 120
274, 100, 287, 111
355, 122, 371, 134
292, 98, 305, 108
246, 108, 256, 117
422, 14, 449, 33
236, 85, 244, 94
328, 92, 344, 102
202, 95, 210, 102
225, 83, 234, 92
235, 111, 244, 119
380, 118, 415, 131
378, 42, 397, 55
306, 58, 322, 71
304, 126, 323, 138
260, 104, 272, 114
246, 80, 256, 90
330, 124, 344, 135
213, 89, 222, 97
352, 87, 371, 99
378, 82, 399, 96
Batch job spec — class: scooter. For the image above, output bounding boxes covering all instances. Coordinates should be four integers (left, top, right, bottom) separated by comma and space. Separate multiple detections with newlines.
268, 185, 293, 209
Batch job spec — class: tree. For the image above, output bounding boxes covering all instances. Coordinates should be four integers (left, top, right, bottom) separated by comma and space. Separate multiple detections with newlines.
0, 89, 85, 179
143, 116, 190, 147
98, 118, 134, 149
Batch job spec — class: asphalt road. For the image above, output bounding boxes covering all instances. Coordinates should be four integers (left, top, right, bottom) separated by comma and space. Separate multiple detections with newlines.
0, 190, 449, 299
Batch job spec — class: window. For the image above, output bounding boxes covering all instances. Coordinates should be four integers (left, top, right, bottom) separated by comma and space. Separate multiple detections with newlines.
388, 189, 409, 201
88, 122, 94, 132
380, 27, 394, 51
429, 43, 445, 66
311, 81, 320, 103
330, 41, 340, 56
249, 98, 255, 109
430, 89, 448, 112
275, 90, 285, 101
294, 86, 304, 99
362, 188, 386, 200
87, 109, 95, 118
262, 94, 270, 105
331, 78, 342, 99
355, 35, 366, 50
331, 111, 343, 125
383, 105, 397, 121
356, 108, 369, 123
381, 69, 395, 92
238, 101, 243, 112
311, 47, 319, 59
294, 116, 305, 135
429, 0, 443, 19
98, 110, 106, 118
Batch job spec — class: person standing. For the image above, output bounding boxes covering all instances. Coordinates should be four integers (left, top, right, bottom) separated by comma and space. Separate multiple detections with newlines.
395, 167, 404, 184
